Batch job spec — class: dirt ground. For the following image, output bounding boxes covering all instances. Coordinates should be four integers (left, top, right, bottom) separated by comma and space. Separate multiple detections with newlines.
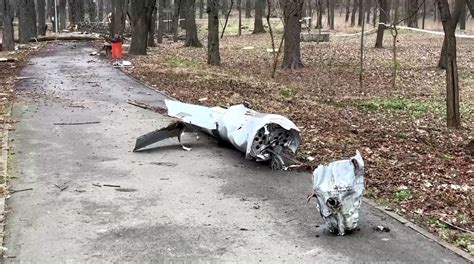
123, 28, 473, 253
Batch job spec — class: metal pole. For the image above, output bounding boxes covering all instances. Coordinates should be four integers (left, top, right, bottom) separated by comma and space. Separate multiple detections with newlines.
54, 0, 59, 33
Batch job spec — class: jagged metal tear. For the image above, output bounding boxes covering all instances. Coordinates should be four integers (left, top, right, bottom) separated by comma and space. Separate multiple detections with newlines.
311, 151, 365, 235
134, 100, 301, 168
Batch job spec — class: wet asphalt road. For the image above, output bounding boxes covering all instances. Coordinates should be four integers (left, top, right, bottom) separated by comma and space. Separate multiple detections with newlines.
3, 42, 467, 263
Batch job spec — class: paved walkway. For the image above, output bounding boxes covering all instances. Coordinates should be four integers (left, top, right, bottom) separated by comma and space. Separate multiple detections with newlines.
4, 42, 467, 263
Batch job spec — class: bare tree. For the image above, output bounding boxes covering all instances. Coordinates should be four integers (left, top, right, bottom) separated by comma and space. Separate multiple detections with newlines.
148, 2, 157, 47
58, 0, 66, 30
68, 0, 85, 25
253, 0, 265, 33
345, 0, 351, 22
172, 0, 181, 42
245, 0, 252, 18
438, 0, 464, 69
437, 0, 460, 128
129, 0, 157, 55
375, 0, 389, 48
37, 0, 46, 35
199, 0, 204, 18
407, 0, 418, 27
111, 0, 127, 37
207, 0, 220, 65
157, 0, 164, 43
238, 0, 242, 35
351, 0, 358, 26
281, 0, 304, 69
98, 0, 104, 21
19, 0, 37, 43
183, 0, 202, 46
2, 0, 14, 50
329, 0, 335, 29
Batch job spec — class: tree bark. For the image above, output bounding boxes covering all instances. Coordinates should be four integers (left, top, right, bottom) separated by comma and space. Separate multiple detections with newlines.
98, 0, 104, 21
19, 0, 37, 43
316, 0, 322, 28
68, 0, 85, 25
183, 0, 202, 46
172, 0, 181, 42
37, 0, 47, 35
375, 0, 388, 48
437, 0, 460, 128
238, 0, 242, 35
148, 2, 157, 47
407, 0, 418, 27
345, 0, 351, 22
438, 0, 464, 69
2, 0, 14, 50
130, 0, 156, 55
422, 0, 426, 29
459, 2, 466, 30
207, 0, 220, 65
351, 0, 358, 26
358, 0, 363, 26
58, 0, 66, 30
87, 0, 97, 22
199, 0, 204, 18
366, 0, 371, 23
253, 0, 265, 33
329, 0, 335, 29
281, 0, 303, 69
157, 0, 164, 43
245, 0, 251, 18
111, 0, 127, 38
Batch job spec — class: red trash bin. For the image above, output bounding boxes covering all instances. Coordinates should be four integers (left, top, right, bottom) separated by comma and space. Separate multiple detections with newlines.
111, 42, 123, 59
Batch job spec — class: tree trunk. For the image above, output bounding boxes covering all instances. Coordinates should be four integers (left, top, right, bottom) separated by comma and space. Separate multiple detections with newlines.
58, 0, 66, 30
130, 0, 156, 55
87, 0, 97, 22
358, 0, 363, 26
238, 0, 242, 35
183, 0, 202, 46
366, 0, 371, 23
37, 0, 47, 35
2, 0, 14, 50
467, 0, 474, 16
329, 0, 335, 29
148, 2, 157, 47
281, 0, 303, 69
375, 0, 388, 48
98, 0, 104, 21
372, 4, 377, 27
316, 0, 322, 28
221, 0, 228, 15
438, 0, 463, 69
459, 3, 466, 30
253, 0, 265, 33
19, 0, 37, 43
111, 0, 127, 38
68, 0, 85, 25
437, 0, 460, 128
422, 0, 426, 29
245, 0, 251, 18
407, 0, 418, 27
172, 0, 181, 42
207, 0, 220, 65
345, 0, 351, 22
157, 0, 164, 43
199, 0, 204, 18
393, 0, 399, 22
351, 0, 358, 26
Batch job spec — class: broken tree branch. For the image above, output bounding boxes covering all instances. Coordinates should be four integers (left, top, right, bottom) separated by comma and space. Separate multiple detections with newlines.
127, 100, 167, 114
54, 121, 101, 126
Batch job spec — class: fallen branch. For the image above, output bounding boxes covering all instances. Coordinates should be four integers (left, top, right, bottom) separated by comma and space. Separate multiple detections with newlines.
103, 184, 121, 188
439, 219, 474, 235
54, 121, 100, 126
10, 188, 33, 194
32, 35, 100, 42
127, 100, 167, 114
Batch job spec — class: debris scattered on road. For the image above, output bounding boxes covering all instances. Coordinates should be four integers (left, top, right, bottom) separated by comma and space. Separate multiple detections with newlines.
103, 184, 121, 188
54, 183, 69, 191
149, 161, 178, 167
127, 100, 167, 114
0, 58, 18, 63
9, 188, 34, 194
133, 100, 301, 170
115, 188, 138, 192
308, 151, 364, 236
373, 225, 391, 232
54, 121, 100, 126
113, 60, 133, 68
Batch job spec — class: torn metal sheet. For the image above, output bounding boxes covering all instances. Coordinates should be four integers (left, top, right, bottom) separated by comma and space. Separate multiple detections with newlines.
134, 100, 301, 169
309, 151, 364, 235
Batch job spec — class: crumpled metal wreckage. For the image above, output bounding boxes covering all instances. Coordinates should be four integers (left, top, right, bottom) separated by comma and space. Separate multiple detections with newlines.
307, 151, 365, 236
133, 100, 301, 170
